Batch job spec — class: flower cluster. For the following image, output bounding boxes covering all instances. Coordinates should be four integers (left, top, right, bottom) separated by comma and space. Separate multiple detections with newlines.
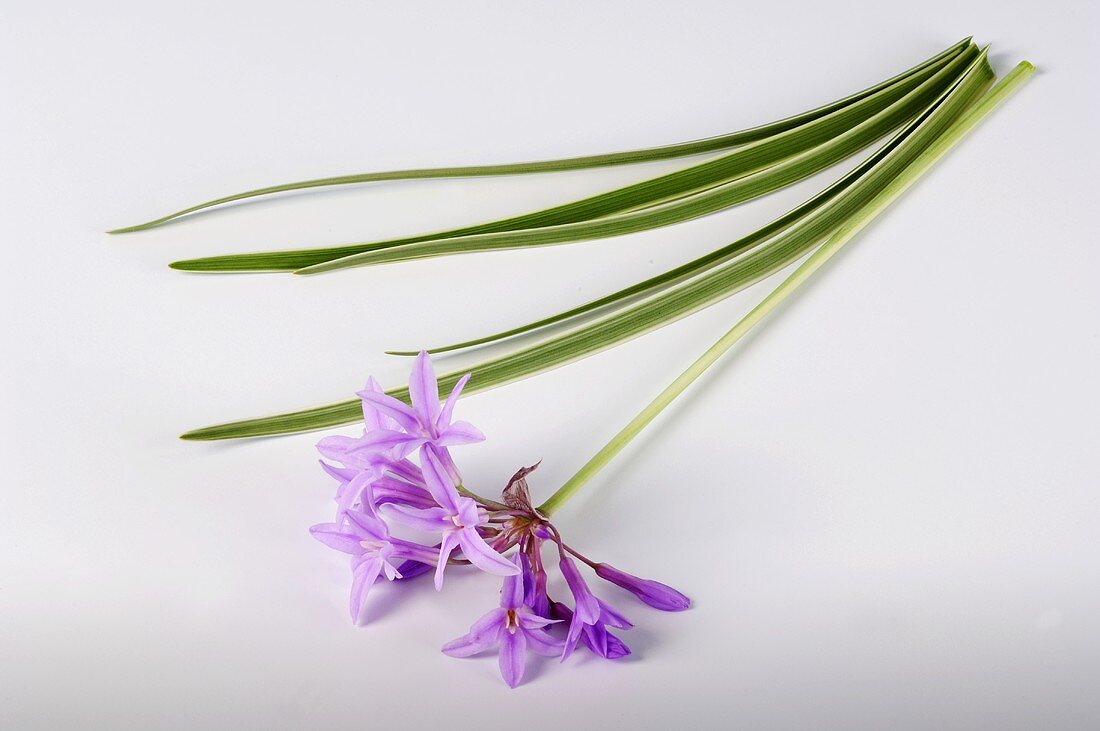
311, 352, 690, 687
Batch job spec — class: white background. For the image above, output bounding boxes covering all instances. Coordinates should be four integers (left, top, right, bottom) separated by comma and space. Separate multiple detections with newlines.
2, 1, 1098, 728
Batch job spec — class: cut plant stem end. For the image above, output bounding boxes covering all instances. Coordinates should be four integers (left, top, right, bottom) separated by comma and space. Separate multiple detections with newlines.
536, 61, 1035, 516
112, 39, 971, 235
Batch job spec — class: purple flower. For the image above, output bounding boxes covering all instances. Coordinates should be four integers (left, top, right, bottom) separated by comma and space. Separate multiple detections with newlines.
595, 563, 691, 611
308, 352, 693, 688
318, 457, 434, 527
382, 446, 518, 589
317, 376, 426, 467
550, 601, 631, 660
310, 506, 438, 623
558, 554, 632, 660
442, 558, 564, 688
392, 556, 434, 581
356, 352, 483, 478
370, 473, 438, 510
519, 546, 551, 618
316, 377, 432, 521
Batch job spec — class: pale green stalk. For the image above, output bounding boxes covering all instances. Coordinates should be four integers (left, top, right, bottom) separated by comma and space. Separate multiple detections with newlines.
537, 61, 1034, 515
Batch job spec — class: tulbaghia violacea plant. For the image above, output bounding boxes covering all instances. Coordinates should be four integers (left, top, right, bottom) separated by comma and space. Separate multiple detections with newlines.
311, 352, 689, 687
305, 60, 1036, 686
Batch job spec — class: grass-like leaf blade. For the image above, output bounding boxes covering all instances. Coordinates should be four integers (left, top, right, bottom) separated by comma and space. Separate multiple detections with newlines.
181, 48, 999, 441
169, 42, 971, 273
294, 47, 976, 273
113, 39, 970, 235
538, 59, 1036, 516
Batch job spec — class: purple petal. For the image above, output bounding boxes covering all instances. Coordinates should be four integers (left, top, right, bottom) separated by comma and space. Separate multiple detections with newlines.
597, 598, 633, 630
522, 626, 564, 658
390, 537, 441, 566
433, 447, 463, 486
437, 420, 486, 447
309, 523, 360, 554
408, 351, 441, 428
442, 629, 500, 658
372, 476, 437, 509
436, 372, 470, 431
336, 471, 375, 519
551, 602, 631, 660
434, 531, 461, 590
594, 563, 691, 612
358, 376, 386, 432
600, 631, 632, 660
455, 497, 482, 528
522, 549, 551, 618
441, 609, 505, 658
385, 458, 424, 486
393, 558, 433, 581
559, 555, 600, 623
316, 435, 360, 463
459, 527, 521, 577
562, 610, 584, 662
358, 390, 423, 434
585, 622, 610, 658
343, 507, 389, 542
347, 429, 423, 457
498, 629, 527, 688
468, 607, 509, 641
318, 460, 358, 484
584, 623, 632, 660
500, 556, 525, 609
380, 503, 450, 533
519, 550, 536, 606
349, 557, 384, 623
419, 446, 461, 513
517, 613, 558, 630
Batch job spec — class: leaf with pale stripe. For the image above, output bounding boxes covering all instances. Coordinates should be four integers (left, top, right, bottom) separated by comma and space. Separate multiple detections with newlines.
181, 49, 996, 440
168, 42, 971, 272
112, 39, 970, 235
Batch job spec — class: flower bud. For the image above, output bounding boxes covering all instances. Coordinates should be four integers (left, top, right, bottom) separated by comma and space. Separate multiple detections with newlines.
595, 563, 691, 611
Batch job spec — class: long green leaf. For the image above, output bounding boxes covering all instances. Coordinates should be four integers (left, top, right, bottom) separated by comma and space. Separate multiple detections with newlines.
294, 46, 977, 274
539, 59, 1035, 516
113, 39, 970, 235
169, 42, 971, 273
181, 49, 994, 441
385, 58, 963, 357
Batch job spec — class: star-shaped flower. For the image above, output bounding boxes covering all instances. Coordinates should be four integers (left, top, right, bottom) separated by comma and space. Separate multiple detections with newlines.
442, 557, 564, 688
356, 352, 484, 476
559, 554, 632, 660
310, 504, 438, 623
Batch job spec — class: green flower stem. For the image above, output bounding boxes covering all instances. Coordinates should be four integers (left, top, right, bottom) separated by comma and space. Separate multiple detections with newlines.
456, 484, 508, 511
537, 61, 1034, 516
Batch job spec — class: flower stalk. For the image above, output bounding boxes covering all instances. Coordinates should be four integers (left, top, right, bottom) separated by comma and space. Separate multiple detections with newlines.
538, 60, 1034, 516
